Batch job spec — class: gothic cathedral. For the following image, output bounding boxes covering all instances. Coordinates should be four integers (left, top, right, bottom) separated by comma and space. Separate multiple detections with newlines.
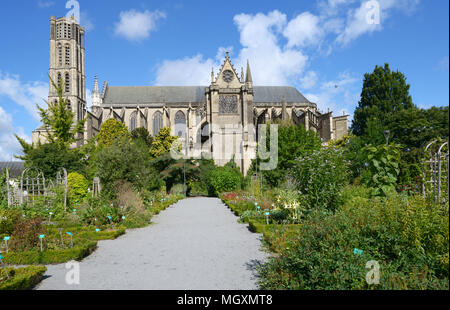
33, 16, 349, 175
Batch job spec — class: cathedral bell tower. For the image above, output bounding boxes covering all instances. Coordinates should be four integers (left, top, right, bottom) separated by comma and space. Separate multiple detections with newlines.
48, 15, 86, 146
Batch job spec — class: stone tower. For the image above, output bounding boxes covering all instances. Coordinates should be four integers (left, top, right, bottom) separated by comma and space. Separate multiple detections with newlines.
205, 53, 256, 174
48, 15, 86, 146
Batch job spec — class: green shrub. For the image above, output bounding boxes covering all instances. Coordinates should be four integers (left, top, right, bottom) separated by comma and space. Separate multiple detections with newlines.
67, 172, 89, 204
0, 210, 21, 235
170, 184, 185, 196
207, 167, 242, 196
290, 146, 349, 212
3, 240, 97, 265
258, 190, 449, 290
0, 266, 47, 290
8, 218, 44, 252
251, 121, 322, 188
189, 181, 209, 197
95, 136, 157, 194
272, 188, 303, 223
97, 118, 130, 147
359, 143, 401, 196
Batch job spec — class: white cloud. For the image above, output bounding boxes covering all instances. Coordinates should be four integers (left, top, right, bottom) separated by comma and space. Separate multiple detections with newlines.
0, 106, 30, 161
233, 11, 308, 85
37, 0, 54, 8
305, 72, 359, 117
155, 54, 215, 86
300, 71, 319, 89
336, 0, 420, 46
0, 71, 48, 121
80, 11, 95, 32
114, 9, 166, 42
152, 3, 419, 118
155, 11, 308, 86
283, 12, 324, 48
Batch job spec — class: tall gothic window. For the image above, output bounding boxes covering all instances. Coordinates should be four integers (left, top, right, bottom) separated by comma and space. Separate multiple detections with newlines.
56, 24, 62, 39
65, 73, 70, 93
130, 111, 137, 132
153, 111, 163, 136
175, 111, 186, 138
78, 101, 83, 121
58, 44, 62, 66
65, 45, 70, 66
57, 73, 62, 89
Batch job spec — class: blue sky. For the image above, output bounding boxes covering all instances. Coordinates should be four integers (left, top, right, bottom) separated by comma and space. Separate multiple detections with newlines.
0, 0, 448, 160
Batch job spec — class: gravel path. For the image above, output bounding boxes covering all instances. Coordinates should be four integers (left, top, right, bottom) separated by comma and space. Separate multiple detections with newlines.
35, 197, 269, 290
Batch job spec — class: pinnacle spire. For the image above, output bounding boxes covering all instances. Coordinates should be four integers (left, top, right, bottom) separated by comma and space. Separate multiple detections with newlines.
282, 96, 287, 120
93, 75, 100, 94
245, 60, 253, 84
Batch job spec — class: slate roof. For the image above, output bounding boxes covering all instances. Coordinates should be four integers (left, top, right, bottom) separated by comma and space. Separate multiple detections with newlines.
103, 86, 206, 105
253, 86, 310, 104
0, 162, 25, 178
102, 86, 311, 105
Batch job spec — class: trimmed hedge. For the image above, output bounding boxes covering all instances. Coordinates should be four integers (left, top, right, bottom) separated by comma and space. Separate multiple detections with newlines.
0, 266, 47, 290
3, 240, 97, 265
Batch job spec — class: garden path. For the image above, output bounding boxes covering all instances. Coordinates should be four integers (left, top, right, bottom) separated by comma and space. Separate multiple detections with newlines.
35, 197, 269, 290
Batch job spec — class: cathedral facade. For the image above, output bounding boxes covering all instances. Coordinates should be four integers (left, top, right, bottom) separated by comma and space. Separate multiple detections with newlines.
33, 16, 349, 175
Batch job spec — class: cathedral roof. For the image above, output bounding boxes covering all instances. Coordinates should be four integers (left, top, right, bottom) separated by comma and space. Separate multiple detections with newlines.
102, 86, 312, 106
103, 86, 206, 105
0, 162, 25, 179
253, 86, 310, 104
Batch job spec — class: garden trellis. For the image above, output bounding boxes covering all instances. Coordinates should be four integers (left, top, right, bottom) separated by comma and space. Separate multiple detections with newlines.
92, 177, 101, 197
422, 140, 449, 204
56, 167, 68, 210
3, 167, 68, 208
20, 167, 46, 206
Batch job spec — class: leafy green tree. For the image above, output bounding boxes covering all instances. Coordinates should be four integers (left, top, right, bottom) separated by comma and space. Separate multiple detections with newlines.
251, 120, 322, 188
131, 127, 153, 147
95, 136, 157, 194
16, 140, 85, 179
18, 75, 85, 147
15, 76, 87, 177
389, 106, 449, 149
67, 172, 89, 204
352, 63, 414, 137
149, 127, 178, 158
97, 118, 130, 147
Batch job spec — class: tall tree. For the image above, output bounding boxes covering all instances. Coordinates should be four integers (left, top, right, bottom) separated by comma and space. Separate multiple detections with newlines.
96, 118, 130, 147
131, 127, 153, 147
15, 76, 87, 177
149, 127, 178, 158
352, 63, 414, 137
16, 75, 85, 148
251, 120, 322, 188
